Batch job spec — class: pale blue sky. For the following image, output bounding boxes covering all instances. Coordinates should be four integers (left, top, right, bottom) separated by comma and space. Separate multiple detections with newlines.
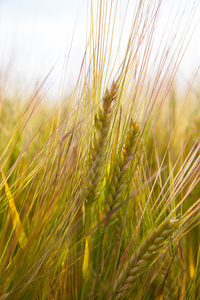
0, 0, 87, 90
0, 0, 199, 93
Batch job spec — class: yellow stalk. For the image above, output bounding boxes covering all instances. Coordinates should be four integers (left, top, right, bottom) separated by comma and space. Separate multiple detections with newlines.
189, 244, 195, 279
1, 169, 28, 249
82, 237, 90, 279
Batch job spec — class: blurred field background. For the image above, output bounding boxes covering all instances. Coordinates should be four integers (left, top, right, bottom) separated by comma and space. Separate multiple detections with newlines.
0, 0, 200, 299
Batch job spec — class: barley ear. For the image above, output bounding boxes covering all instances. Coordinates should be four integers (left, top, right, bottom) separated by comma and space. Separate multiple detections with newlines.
104, 121, 139, 240
112, 217, 180, 299
82, 82, 118, 280
87, 81, 118, 205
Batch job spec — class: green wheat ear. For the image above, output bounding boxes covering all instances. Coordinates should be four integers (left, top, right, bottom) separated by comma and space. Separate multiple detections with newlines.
82, 82, 118, 281
104, 121, 139, 238
112, 217, 180, 299
87, 81, 118, 206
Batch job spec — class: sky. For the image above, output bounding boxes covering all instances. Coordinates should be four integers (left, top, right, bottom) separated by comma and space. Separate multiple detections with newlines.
0, 0, 200, 94
0, 0, 88, 92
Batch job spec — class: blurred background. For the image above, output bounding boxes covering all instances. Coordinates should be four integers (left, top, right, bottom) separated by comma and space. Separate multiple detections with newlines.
0, 0, 200, 97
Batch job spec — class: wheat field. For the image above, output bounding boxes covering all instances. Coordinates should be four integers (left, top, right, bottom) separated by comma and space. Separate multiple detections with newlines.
0, 1, 199, 299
